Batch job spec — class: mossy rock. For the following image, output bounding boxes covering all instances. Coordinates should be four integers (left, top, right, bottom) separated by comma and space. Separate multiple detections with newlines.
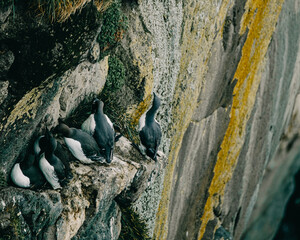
97, 0, 128, 58
103, 56, 126, 93
0, 204, 26, 240
118, 206, 151, 240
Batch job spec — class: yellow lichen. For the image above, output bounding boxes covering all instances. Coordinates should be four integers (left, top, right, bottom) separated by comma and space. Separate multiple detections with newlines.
198, 0, 285, 239
0, 80, 54, 135
153, 1, 232, 239
125, 35, 154, 141
34, 0, 113, 22
94, 0, 113, 13
128, 95, 152, 127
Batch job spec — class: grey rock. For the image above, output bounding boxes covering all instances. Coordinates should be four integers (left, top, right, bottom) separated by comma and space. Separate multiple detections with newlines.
88, 42, 101, 63
222, 1, 300, 239
242, 99, 300, 239
0, 7, 11, 24
0, 81, 9, 104
0, 1, 300, 240
0, 56, 108, 181
0, 48, 14, 79
0, 136, 162, 240
0, 187, 63, 240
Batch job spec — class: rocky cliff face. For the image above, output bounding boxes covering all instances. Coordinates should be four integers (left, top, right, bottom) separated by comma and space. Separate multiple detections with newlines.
0, 0, 299, 240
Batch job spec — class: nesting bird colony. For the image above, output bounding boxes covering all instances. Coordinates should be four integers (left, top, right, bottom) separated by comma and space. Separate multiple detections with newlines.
10, 94, 162, 190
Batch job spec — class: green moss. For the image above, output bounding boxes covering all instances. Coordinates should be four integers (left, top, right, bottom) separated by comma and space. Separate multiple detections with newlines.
0, 205, 25, 240
105, 56, 126, 93
63, 56, 127, 133
118, 206, 151, 240
97, 0, 128, 57
99, 55, 127, 129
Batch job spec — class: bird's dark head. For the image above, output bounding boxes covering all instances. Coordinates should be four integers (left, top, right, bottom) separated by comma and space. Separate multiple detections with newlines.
34, 135, 45, 158
104, 147, 113, 164
53, 122, 71, 138
152, 92, 161, 110
92, 98, 104, 113
92, 98, 99, 113
45, 128, 57, 153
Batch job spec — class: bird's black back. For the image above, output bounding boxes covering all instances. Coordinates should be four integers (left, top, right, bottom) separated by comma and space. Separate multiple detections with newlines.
20, 158, 46, 189
94, 117, 114, 149
71, 128, 101, 156
139, 121, 161, 159
45, 154, 66, 181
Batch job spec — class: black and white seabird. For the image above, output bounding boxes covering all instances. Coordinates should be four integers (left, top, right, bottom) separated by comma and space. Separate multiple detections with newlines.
33, 135, 46, 159
56, 122, 104, 164
11, 137, 47, 189
81, 99, 115, 163
39, 129, 66, 190
138, 93, 162, 161
35, 133, 73, 181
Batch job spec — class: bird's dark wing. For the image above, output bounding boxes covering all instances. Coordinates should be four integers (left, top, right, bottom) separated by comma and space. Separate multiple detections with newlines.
52, 156, 66, 181
24, 166, 47, 189
153, 122, 162, 152
139, 123, 161, 160
94, 129, 114, 148
139, 127, 153, 148
139, 124, 161, 149
72, 129, 101, 157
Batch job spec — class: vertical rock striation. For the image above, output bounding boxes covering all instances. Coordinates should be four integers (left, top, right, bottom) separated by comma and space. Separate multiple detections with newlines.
0, 0, 299, 239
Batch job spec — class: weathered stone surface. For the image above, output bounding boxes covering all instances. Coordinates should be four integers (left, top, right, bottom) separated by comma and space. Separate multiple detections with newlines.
115, 149, 166, 207
0, 1, 101, 133
167, 108, 230, 240
150, 0, 300, 239
221, 1, 300, 239
0, 136, 162, 240
0, 47, 14, 79
114, 1, 183, 235
0, 187, 63, 240
1, 0, 300, 239
0, 56, 108, 180
0, 80, 9, 105
242, 98, 300, 238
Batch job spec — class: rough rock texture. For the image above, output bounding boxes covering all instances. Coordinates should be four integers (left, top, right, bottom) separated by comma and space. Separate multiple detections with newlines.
0, 136, 165, 240
149, 0, 300, 239
0, 56, 109, 179
242, 86, 300, 238
1, 0, 300, 239
0, 1, 104, 178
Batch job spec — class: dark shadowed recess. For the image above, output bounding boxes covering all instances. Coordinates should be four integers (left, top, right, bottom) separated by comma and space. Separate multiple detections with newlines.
273, 169, 300, 240
0, 1, 100, 126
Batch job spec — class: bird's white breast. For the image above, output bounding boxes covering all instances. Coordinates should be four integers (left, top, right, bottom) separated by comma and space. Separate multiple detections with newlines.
11, 163, 30, 188
39, 154, 61, 190
34, 135, 44, 155
64, 137, 94, 164
81, 114, 96, 135
105, 114, 114, 130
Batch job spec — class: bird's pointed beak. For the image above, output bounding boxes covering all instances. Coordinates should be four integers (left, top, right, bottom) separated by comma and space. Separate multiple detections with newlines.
105, 148, 113, 164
